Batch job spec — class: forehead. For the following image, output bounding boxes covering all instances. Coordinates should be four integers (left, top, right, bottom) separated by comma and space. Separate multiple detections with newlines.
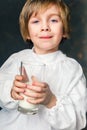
31, 5, 60, 17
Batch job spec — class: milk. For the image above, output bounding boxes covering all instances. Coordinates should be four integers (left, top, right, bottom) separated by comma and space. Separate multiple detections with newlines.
19, 93, 38, 109
17, 61, 45, 114
18, 82, 39, 114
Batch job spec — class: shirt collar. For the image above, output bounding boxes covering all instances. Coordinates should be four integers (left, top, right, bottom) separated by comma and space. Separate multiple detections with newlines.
32, 48, 66, 64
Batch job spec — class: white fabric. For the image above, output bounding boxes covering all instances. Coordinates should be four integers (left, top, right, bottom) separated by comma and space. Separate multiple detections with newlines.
0, 49, 86, 130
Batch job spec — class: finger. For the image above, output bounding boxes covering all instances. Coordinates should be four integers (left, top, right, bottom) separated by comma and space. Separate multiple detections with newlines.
31, 76, 38, 82
13, 80, 27, 88
27, 97, 44, 104
31, 78, 47, 88
24, 89, 45, 98
12, 86, 25, 93
12, 80, 27, 94
27, 84, 47, 92
11, 91, 24, 100
15, 75, 23, 81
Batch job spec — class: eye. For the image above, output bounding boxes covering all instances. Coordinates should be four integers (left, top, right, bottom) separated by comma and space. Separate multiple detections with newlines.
51, 19, 58, 23
50, 15, 61, 23
32, 20, 39, 23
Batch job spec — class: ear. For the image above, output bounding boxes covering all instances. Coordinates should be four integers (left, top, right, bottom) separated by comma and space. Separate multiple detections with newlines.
62, 34, 67, 38
26, 35, 31, 40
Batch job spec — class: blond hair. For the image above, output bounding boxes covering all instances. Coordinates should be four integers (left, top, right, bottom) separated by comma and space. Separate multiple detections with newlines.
19, 0, 70, 42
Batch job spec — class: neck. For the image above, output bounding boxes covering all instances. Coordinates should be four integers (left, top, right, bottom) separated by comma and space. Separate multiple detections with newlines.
33, 47, 58, 55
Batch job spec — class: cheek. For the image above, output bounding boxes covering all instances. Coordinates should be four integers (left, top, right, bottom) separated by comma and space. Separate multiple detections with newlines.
54, 27, 64, 41
28, 25, 38, 37
28, 27, 34, 38
57, 26, 64, 36
28, 23, 34, 35
52, 24, 64, 34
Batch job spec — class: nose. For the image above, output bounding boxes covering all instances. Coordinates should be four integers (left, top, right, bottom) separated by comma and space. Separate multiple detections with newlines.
41, 22, 50, 32
41, 28, 49, 31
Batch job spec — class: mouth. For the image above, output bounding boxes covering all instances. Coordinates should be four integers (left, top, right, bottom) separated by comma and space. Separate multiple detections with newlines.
39, 36, 53, 39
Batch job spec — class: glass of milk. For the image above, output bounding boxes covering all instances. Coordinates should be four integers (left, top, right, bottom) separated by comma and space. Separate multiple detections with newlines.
17, 61, 45, 115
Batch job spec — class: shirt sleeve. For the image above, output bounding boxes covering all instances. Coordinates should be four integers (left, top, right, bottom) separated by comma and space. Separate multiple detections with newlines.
0, 53, 20, 110
42, 59, 87, 130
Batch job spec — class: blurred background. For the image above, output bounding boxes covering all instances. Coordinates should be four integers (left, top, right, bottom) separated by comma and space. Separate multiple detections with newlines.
0, 0, 87, 78
0, 0, 87, 77
0, 0, 87, 121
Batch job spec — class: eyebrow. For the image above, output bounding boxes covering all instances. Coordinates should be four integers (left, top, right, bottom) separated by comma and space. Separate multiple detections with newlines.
31, 13, 61, 18
48, 13, 61, 18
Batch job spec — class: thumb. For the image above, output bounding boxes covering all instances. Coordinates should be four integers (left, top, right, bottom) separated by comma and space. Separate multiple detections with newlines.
31, 76, 39, 85
31, 76, 39, 82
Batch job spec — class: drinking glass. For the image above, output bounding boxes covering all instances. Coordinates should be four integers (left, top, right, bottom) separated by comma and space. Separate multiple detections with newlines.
17, 61, 45, 115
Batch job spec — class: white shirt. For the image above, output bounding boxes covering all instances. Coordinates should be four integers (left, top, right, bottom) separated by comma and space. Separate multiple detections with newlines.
0, 49, 86, 130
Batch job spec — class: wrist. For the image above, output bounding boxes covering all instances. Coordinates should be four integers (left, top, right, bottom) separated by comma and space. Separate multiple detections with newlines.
45, 94, 57, 108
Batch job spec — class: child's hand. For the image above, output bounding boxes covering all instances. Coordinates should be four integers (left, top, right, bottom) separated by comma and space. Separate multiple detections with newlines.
11, 75, 27, 100
25, 76, 57, 108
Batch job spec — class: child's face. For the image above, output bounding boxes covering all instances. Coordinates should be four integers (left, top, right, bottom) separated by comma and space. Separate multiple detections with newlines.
28, 5, 65, 54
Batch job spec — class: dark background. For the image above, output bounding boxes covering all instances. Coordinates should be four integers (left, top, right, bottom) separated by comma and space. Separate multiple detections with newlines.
0, 0, 87, 128
0, 0, 87, 77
